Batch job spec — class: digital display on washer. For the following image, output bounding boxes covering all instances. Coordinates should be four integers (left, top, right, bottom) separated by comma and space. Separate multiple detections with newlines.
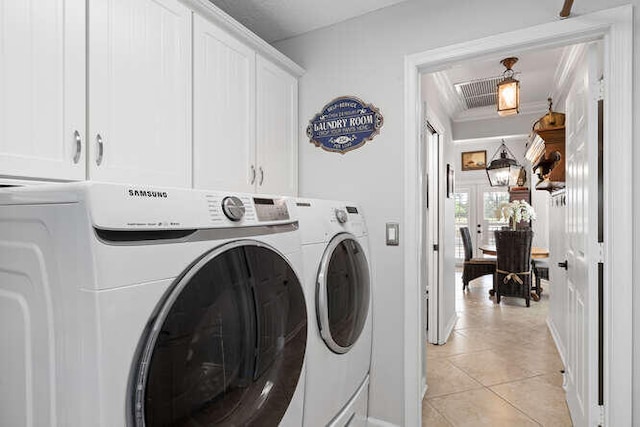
346, 206, 358, 214
253, 198, 275, 205
254, 197, 290, 221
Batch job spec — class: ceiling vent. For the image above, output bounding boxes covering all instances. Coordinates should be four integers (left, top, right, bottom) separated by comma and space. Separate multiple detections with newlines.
454, 76, 503, 109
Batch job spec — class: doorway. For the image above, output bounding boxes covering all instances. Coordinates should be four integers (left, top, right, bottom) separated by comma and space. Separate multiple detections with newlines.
403, 6, 633, 427
454, 184, 509, 264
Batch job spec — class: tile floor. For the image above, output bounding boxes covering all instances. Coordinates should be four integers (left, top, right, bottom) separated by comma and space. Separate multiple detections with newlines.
422, 272, 573, 426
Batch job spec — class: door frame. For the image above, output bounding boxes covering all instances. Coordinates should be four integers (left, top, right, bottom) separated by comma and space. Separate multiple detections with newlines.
403, 6, 633, 427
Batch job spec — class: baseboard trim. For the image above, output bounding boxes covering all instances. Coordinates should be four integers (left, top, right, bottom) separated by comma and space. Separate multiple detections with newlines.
422, 377, 427, 400
367, 417, 401, 427
440, 312, 458, 344
546, 316, 567, 367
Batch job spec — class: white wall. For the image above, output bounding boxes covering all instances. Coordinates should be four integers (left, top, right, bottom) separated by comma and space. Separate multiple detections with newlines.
547, 193, 568, 360
453, 112, 539, 141
274, 1, 639, 424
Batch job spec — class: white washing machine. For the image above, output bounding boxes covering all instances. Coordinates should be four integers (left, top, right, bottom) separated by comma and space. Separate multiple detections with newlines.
296, 198, 372, 427
0, 182, 308, 427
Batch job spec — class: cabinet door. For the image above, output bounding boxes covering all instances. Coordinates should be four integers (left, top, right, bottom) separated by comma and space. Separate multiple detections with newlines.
0, 0, 86, 181
193, 15, 255, 193
256, 56, 298, 196
89, 0, 191, 187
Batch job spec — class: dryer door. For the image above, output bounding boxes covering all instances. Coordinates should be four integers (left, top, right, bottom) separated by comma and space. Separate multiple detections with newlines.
131, 242, 306, 426
317, 234, 370, 354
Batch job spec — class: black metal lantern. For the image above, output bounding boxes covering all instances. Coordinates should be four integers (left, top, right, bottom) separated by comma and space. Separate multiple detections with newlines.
486, 142, 523, 187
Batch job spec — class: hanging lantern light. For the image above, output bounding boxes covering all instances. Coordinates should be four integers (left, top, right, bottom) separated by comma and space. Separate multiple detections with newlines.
486, 141, 523, 187
497, 57, 520, 116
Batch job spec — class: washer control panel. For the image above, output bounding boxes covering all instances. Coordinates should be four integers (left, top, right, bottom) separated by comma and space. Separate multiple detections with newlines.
254, 197, 290, 222
335, 208, 348, 224
221, 196, 246, 222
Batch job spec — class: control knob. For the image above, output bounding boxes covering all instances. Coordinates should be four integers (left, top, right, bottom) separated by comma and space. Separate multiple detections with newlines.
335, 209, 348, 224
222, 196, 245, 222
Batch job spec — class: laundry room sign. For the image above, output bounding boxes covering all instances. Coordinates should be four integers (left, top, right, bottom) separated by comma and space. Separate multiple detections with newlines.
307, 96, 383, 154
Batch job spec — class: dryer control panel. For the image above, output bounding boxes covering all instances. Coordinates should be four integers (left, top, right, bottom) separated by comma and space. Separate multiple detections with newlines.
254, 197, 290, 222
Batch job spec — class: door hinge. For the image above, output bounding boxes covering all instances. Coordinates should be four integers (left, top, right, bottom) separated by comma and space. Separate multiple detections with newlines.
596, 77, 605, 101
433, 244, 439, 251
597, 404, 605, 426
597, 242, 605, 263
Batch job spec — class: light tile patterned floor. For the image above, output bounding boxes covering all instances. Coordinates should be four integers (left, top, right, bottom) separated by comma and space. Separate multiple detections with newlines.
422, 272, 573, 426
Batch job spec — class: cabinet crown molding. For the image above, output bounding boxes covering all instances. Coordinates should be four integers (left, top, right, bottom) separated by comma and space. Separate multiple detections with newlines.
181, 0, 305, 77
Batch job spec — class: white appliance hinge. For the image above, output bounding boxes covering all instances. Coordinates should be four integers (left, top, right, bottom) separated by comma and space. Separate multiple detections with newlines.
597, 404, 605, 426
595, 77, 605, 101
597, 242, 605, 263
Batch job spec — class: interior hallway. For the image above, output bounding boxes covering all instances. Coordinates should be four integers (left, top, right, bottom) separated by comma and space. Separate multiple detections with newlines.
422, 272, 572, 426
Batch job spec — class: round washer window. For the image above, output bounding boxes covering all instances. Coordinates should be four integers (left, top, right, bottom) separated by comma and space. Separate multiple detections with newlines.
131, 243, 307, 426
317, 235, 370, 353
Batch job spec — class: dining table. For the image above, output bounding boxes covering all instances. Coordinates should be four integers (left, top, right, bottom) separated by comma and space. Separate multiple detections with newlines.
479, 244, 549, 259
479, 244, 550, 300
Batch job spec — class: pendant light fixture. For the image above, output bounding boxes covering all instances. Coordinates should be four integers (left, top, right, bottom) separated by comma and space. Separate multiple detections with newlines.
486, 141, 523, 187
497, 57, 520, 116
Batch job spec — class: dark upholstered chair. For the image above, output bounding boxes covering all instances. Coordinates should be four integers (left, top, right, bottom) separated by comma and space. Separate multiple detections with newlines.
495, 229, 534, 307
531, 259, 549, 298
460, 227, 496, 290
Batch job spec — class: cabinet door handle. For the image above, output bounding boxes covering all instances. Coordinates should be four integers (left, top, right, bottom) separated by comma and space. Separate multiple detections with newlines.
73, 130, 82, 164
258, 166, 264, 186
250, 165, 256, 185
96, 134, 104, 166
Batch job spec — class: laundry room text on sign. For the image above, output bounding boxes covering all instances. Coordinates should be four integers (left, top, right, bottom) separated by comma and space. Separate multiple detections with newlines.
307, 96, 383, 154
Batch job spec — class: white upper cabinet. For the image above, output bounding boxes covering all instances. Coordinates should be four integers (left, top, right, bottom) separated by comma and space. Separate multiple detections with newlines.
193, 18, 299, 196
88, 0, 192, 187
256, 55, 298, 196
0, 1, 302, 190
193, 14, 256, 193
0, 0, 86, 181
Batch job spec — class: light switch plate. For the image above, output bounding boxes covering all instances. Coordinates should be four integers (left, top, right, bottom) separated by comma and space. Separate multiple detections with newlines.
386, 222, 399, 246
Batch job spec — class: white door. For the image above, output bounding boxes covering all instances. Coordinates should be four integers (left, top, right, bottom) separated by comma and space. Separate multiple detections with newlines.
0, 0, 85, 181
420, 123, 436, 348
564, 43, 600, 426
453, 187, 472, 262
89, 0, 192, 187
256, 55, 298, 196
420, 123, 443, 345
193, 15, 256, 193
477, 186, 509, 247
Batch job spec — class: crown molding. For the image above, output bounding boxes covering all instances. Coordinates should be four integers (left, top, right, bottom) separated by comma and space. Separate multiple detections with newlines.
181, 0, 305, 77
427, 71, 465, 118
552, 43, 587, 104
452, 133, 529, 145
452, 100, 548, 122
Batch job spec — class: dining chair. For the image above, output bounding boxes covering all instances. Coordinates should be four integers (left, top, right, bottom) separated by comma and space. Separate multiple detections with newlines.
460, 226, 496, 290
531, 259, 549, 298
494, 229, 534, 306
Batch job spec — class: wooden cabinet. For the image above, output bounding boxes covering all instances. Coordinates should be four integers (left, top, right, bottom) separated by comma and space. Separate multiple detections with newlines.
0, 0, 86, 181
256, 56, 298, 196
532, 126, 566, 192
88, 0, 192, 187
193, 14, 256, 193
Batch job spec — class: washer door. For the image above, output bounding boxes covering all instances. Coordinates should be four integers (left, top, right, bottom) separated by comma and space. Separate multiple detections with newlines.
131, 242, 307, 426
317, 234, 370, 354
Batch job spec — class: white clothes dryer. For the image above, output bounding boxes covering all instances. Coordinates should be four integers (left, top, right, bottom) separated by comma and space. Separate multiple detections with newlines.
0, 182, 308, 427
295, 198, 372, 427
